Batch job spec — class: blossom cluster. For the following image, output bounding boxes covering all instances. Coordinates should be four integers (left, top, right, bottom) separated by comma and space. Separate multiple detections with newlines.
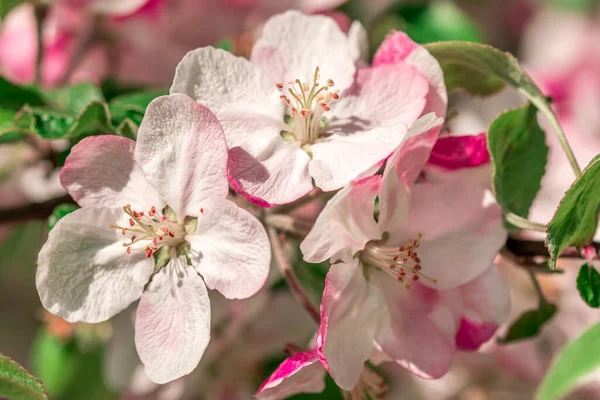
30, 5, 514, 400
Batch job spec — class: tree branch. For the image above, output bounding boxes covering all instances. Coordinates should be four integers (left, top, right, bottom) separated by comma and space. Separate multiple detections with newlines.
505, 237, 598, 259
0, 195, 74, 224
267, 226, 320, 323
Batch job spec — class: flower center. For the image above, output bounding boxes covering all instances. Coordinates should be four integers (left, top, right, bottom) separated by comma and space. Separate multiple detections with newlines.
343, 365, 388, 400
277, 66, 340, 146
360, 233, 437, 290
110, 204, 186, 258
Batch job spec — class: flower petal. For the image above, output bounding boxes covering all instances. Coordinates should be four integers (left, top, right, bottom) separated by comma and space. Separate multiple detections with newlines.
455, 264, 510, 351
170, 47, 286, 148
317, 261, 384, 390
255, 350, 325, 399
92, 0, 149, 16
372, 272, 458, 379
329, 63, 429, 130
373, 31, 447, 118
378, 113, 443, 235
135, 256, 211, 384
251, 11, 357, 92
227, 139, 312, 207
347, 20, 369, 63
187, 198, 271, 299
300, 175, 381, 264
387, 181, 506, 290
60, 136, 162, 210
36, 207, 154, 323
309, 122, 408, 191
135, 94, 229, 220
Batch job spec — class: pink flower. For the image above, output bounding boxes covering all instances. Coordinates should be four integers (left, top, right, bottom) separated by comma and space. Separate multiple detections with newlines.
36, 94, 271, 383
299, 118, 508, 389
0, 3, 108, 86
171, 12, 442, 206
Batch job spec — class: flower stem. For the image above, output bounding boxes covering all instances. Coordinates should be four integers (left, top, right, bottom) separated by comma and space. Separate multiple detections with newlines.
267, 226, 320, 323
527, 269, 548, 306
506, 212, 546, 232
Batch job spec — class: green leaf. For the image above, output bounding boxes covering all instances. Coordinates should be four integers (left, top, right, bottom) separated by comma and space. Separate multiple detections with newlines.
0, 353, 48, 400
439, 62, 505, 96
109, 90, 166, 114
401, 1, 484, 44
488, 103, 549, 220
15, 101, 114, 140
499, 302, 557, 343
0, 77, 46, 110
0, 0, 25, 19
48, 204, 78, 232
32, 331, 78, 398
536, 323, 600, 400
546, 155, 600, 267
576, 263, 600, 308
43, 84, 104, 113
215, 38, 233, 52
0, 108, 26, 143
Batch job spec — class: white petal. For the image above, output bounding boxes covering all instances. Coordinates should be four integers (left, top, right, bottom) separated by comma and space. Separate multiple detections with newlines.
317, 260, 385, 390
170, 47, 286, 148
92, 0, 148, 16
135, 256, 211, 384
251, 10, 357, 92
187, 198, 271, 299
61, 136, 163, 210
36, 207, 154, 323
300, 175, 381, 264
309, 122, 408, 192
135, 94, 229, 220
347, 21, 369, 63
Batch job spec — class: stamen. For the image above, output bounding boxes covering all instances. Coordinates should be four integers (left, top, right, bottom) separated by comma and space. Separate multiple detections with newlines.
360, 233, 436, 290
278, 66, 340, 145
110, 205, 186, 257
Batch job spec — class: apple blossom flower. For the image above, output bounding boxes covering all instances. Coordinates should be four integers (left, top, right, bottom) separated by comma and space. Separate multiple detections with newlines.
171, 11, 442, 206
36, 93, 271, 383
299, 115, 508, 389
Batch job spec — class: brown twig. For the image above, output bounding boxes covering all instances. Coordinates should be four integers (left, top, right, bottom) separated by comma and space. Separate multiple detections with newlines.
505, 237, 599, 259
267, 226, 320, 323
0, 194, 75, 224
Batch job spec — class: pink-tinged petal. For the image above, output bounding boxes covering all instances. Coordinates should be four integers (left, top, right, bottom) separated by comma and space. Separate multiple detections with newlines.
36, 207, 155, 323
387, 181, 506, 290
455, 265, 510, 350
378, 113, 443, 235
317, 261, 385, 390
135, 94, 229, 220
251, 11, 357, 92
309, 122, 408, 192
424, 133, 492, 186
187, 198, 271, 299
297, 0, 349, 12
373, 31, 447, 118
227, 139, 312, 207
372, 273, 458, 379
330, 63, 429, 130
255, 350, 325, 399
135, 256, 210, 384
300, 175, 381, 264
427, 133, 490, 170
61, 136, 162, 210
170, 47, 286, 148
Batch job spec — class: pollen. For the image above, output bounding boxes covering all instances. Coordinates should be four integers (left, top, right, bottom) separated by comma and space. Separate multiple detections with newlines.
360, 233, 437, 290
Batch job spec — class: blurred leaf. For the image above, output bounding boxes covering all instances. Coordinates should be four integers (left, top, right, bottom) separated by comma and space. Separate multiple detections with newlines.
215, 38, 233, 52
109, 90, 166, 113
0, 353, 48, 400
15, 101, 114, 140
536, 322, 600, 400
577, 263, 600, 308
549, 0, 596, 11
499, 302, 557, 343
288, 375, 344, 399
32, 331, 78, 398
0, 77, 46, 110
48, 204, 78, 232
292, 244, 330, 304
488, 103, 548, 221
0, 108, 26, 143
43, 84, 104, 113
546, 155, 600, 267
115, 118, 137, 139
401, 1, 483, 44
